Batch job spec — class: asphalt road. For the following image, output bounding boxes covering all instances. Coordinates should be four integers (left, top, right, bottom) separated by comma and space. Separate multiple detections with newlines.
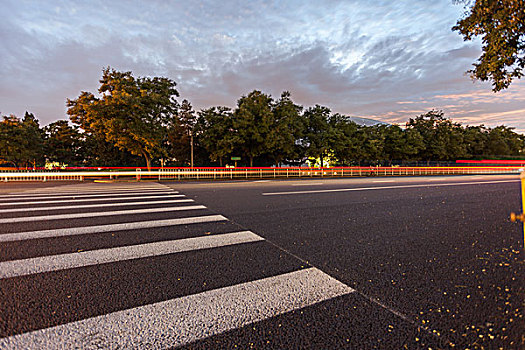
0, 174, 523, 349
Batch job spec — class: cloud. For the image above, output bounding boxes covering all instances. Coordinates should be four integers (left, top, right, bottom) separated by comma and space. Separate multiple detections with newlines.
0, 0, 523, 134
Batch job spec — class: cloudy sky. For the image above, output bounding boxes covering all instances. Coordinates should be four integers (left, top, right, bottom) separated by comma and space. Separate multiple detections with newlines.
1, 0, 524, 132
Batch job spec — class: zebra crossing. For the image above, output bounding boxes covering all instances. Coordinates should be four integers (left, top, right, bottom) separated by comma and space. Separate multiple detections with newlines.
0, 182, 354, 349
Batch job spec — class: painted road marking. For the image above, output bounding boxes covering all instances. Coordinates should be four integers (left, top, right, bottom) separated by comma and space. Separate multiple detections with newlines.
0, 191, 178, 202
291, 182, 324, 186
0, 215, 228, 242
6, 185, 171, 193
31, 186, 168, 191
0, 188, 174, 198
16, 184, 169, 191
0, 205, 207, 224
0, 194, 185, 207
263, 179, 520, 196
0, 231, 263, 279
0, 268, 353, 348
0, 199, 194, 214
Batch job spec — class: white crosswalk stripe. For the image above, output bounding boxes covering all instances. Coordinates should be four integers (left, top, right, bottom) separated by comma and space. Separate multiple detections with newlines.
0, 198, 194, 213
0, 191, 177, 202
3, 182, 171, 192
0, 182, 354, 349
0, 215, 228, 242
0, 188, 175, 198
0, 194, 185, 207
0, 231, 264, 278
0, 205, 206, 223
0, 268, 353, 349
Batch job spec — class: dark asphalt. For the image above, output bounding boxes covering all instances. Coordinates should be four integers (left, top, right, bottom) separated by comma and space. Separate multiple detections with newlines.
0, 220, 241, 262
179, 293, 444, 350
167, 175, 524, 349
0, 175, 523, 349
1, 241, 302, 337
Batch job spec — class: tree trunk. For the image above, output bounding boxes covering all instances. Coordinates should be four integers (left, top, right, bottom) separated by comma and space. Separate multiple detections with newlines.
142, 151, 152, 171
250, 156, 253, 167
320, 153, 324, 168
219, 157, 223, 167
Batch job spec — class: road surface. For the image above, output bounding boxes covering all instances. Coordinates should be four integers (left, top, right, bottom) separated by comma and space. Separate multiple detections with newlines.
0, 174, 523, 349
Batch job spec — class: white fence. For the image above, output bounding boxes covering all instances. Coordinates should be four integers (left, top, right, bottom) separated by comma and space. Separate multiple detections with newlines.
0, 166, 522, 182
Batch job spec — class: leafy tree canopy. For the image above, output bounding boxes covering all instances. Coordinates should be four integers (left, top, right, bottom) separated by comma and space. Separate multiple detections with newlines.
267, 91, 305, 165
303, 105, 337, 167
166, 99, 196, 165
0, 112, 44, 169
407, 110, 467, 161
195, 106, 235, 166
43, 120, 83, 165
453, 0, 525, 91
67, 67, 179, 169
232, 90, 276, 166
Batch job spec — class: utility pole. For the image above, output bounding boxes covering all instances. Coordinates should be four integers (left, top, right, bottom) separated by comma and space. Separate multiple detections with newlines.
190, 130, 194, 168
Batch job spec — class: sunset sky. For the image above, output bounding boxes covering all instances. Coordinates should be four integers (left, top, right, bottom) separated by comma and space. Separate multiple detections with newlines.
1, 0, 524, 133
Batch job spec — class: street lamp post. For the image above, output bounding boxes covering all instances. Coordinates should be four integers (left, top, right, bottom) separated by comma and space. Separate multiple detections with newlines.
190, 130, 194, 168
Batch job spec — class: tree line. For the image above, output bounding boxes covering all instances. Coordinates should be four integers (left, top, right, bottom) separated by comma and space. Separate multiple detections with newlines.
1, 68, 524, 170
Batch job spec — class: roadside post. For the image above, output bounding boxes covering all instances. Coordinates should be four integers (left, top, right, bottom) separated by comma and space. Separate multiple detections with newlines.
231, 156, 241, 168
510, 170, 525, 248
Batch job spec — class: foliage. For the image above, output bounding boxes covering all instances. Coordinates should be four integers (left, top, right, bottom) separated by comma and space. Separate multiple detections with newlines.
407, 110, 468, 161
43, 120, 83, 165
67, 67, 179, 169
267, 91, 305, 165
81, 135, 143, 167
195, 106, 235, 166
330, 115, 362, 165
4, 75, 524, 168
303, 105, 337, 167
0, 112, 44, 169
453, 0, 525, 91
166, 99, 196, 165
231, 90, 276, 167
485, 125, 524, 155
382, 125, 424, 162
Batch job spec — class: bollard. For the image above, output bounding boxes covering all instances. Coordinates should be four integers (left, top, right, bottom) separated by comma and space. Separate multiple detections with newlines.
510, 171, 525, 248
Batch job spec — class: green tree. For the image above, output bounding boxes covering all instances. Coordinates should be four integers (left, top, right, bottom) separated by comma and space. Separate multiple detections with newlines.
407, 110, 467, 161
405, 128, 425, 161
67, 67, 179, 170
380, 125, 406, 162
453, 0, 525, 91
330, 115, 361, 165
485, 125, 524, 155
232, 90, 275, 166
463, 125, 489, 157
81, 134, 143, 167
0, 115, 25, 168
361, 125, 386, 163
166, 99, 197, 165
195, 106, 235, 166
43, 120, 83, 165
0, 112, 44, 169
382, 125, 405, 162
380, 125, 424, 162
303, 105, 336, 167
267, 91, 304, 166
